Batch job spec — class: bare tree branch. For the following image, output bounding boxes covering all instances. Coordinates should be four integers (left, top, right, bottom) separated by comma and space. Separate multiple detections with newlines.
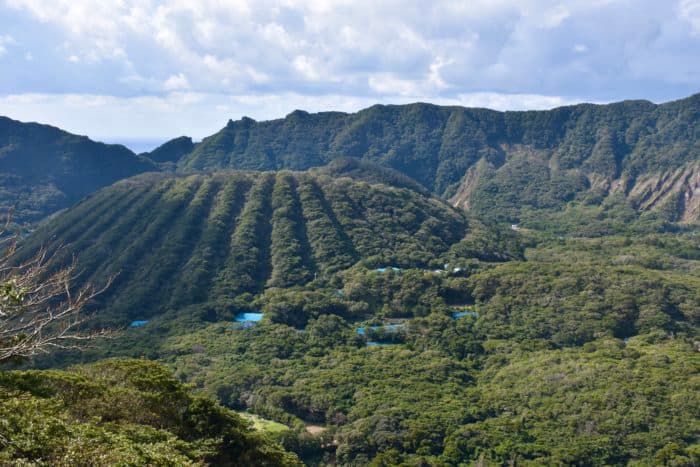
0, 213, 116, 364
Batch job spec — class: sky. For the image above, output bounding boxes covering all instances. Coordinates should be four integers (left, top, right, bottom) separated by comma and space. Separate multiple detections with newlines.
0, 0, 699, 149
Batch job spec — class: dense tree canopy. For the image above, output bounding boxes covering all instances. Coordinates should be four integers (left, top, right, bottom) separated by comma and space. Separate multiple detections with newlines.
0, 359, 301, 465
41, 227, 699, 466
3, 93, 699, 466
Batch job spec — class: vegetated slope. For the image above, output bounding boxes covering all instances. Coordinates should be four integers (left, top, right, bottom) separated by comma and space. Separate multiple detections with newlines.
179, 93, 700, 223
104, 231, 699, 466
17, 170, 467, 324
143, 135, 196, 163
0, 116, 156, 229
0, 358, 301, 466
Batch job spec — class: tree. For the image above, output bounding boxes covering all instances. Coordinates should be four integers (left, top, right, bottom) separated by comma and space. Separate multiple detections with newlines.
0, 216, 112, 364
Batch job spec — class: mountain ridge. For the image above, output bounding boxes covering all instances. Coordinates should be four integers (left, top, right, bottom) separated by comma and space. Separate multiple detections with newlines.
177, 92, 700, 223
7, 97, 699, 467
2, 91, 699, 230
0, 115, 157, 229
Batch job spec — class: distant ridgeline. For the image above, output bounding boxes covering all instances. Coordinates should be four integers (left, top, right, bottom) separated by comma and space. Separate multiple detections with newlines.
173, 93, 700, 224
2, 93, 700, 232
0, 116, 156, 229
15, 169, 468, 325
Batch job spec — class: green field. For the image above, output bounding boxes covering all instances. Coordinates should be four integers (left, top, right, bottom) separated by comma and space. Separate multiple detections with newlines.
239, 412, 291, 434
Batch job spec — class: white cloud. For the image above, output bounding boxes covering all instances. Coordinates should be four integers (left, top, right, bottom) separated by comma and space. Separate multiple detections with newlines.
539, 5, 570, 28
368, 74, 421, 96
0, 34, 15, 57
0, 0, 698, 136
164, 73, 190, 91
293, 55, 321, 81
454, 92, 586, 110
428, 57, 454, 90
679, 0, 700, 34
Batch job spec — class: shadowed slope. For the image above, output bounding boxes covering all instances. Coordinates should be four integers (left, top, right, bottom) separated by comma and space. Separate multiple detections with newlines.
18, 170, 468, 324
0, 116, 156, 229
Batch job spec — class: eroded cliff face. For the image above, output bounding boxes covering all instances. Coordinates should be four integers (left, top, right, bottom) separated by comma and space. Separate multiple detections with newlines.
626, 162, 700, 222
681, 165, 700, 222
448, 145, 700, 223
449, 158, 491, 210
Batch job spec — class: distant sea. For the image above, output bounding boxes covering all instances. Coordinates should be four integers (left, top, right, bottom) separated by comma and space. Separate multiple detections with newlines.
101, 138, 168, 154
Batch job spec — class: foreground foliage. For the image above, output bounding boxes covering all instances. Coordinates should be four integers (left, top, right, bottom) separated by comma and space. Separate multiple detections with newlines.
0, 358, 301, 466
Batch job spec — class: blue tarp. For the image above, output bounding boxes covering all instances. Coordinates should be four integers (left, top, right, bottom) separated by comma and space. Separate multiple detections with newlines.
234, 312, 264, 322
452, 310, 478, 319
130, 320, 149, 327
357, 323, 406, 335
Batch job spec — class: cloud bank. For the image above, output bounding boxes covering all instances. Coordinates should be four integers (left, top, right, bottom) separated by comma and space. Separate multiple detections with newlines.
0, 0, 699, 140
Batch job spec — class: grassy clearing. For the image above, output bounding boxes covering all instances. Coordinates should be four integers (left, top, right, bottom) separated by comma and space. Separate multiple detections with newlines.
239, 412, 291, 434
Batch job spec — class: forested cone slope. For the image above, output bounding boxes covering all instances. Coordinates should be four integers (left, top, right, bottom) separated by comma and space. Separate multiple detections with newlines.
17, 170, 467, 324
0, 116, 156, 229
179, 94, 700, 222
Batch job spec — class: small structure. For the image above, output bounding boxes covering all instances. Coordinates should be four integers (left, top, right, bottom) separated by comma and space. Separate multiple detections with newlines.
233, 312, 263, 330
130, 320, 149, 327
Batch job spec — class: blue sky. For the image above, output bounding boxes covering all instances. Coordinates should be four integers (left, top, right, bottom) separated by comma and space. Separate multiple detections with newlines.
1, 0, 699, 147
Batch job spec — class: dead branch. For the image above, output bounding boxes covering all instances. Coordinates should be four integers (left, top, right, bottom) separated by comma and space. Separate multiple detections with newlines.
0, 214, 115, 364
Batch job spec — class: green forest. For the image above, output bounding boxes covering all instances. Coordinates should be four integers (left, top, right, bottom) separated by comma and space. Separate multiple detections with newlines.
0, 359, 301, 465
5, 163, 694, 465
0, 94, 699, 466
47, 227, 692, 466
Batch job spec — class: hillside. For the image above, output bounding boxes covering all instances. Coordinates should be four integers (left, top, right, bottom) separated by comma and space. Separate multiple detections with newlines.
5, 95, 700, 466
178, 94, 700, 224
54, 228, 700, 466
0, 358, 301, 465
3, 93, 699, 233
0, 116, 156, 230
17, 169, 468, 326
144, 135, 196, 164
17, 168, 697, 466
